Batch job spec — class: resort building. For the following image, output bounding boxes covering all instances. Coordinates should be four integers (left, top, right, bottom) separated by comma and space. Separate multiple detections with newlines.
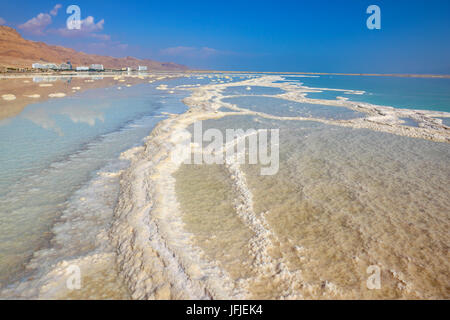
90, 64, 104, 71
32, 63, 48, 69
138, 66, 147, 71
76, 66, 89, 71
32, 63, 59, 70
47, 64, 59, 70
60, 62, 72, 70
32, 61, 73, 70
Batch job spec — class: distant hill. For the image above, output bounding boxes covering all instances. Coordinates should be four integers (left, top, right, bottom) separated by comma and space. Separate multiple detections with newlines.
0, 26, 188, 71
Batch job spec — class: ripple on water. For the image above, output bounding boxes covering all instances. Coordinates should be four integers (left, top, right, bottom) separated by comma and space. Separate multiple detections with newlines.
174, 115, 450, 299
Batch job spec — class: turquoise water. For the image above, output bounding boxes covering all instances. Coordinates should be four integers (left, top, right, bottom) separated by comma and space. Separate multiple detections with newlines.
0, 80, 190, 285
282, 75, 450, 112
0, 84, 184, 192
304, 91, 356, 101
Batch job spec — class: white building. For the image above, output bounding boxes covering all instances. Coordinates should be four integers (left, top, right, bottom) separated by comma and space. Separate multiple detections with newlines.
138, 66, 147, 71
76, 66, 89, 71
32, 63, 59, 70
46, 64, 60, 70
32, 63, 48, 69
60, 63, 72, 70
90, 64, 104, 71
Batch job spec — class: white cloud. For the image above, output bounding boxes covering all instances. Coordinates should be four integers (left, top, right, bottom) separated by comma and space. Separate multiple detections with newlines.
18, 13, 52, 35
18, 7, 106, 39
80, 16, 105, 32
53, 16, 106, 39
0, 17, 6, 25
50, 4, 62, 16
18, 4, 63, 35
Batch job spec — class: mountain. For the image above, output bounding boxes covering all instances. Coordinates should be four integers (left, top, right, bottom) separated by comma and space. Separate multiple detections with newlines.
0, 26, 188, 71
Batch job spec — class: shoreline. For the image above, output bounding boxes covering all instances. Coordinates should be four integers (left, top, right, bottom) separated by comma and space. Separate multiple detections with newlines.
1, 73, 449, 299
0, 73, 183, 121
109, 75, 450, 299
0, 71, 189, 79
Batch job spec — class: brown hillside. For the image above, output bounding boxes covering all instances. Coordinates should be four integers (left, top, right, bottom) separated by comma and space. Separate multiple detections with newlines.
0, 26, 187, 71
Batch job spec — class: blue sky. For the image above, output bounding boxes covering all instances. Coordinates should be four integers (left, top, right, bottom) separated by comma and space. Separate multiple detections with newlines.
1, 0, 449, 73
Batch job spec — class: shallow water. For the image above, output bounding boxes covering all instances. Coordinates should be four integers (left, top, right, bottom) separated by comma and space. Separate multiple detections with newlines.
223, 96, 364, 120
399, 117, 420, 127
305, 90, 355, 101
0, 73, 449, 299
175, 115, 450, 299
283, 75, 450, 112
174, 164, 255, 281
0, 76, 190, 296
436, 117, 450, 127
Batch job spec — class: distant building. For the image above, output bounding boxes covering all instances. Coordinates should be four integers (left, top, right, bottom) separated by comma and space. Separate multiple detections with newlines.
47, 64, 59, 70
32, 62, 59, 70
127, 67, 132, 72
32, 63, 48, 69
138, 66, 147, 71
76, 66, 89, 71
90, 64, 104, 71
60, 63, 72, 70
